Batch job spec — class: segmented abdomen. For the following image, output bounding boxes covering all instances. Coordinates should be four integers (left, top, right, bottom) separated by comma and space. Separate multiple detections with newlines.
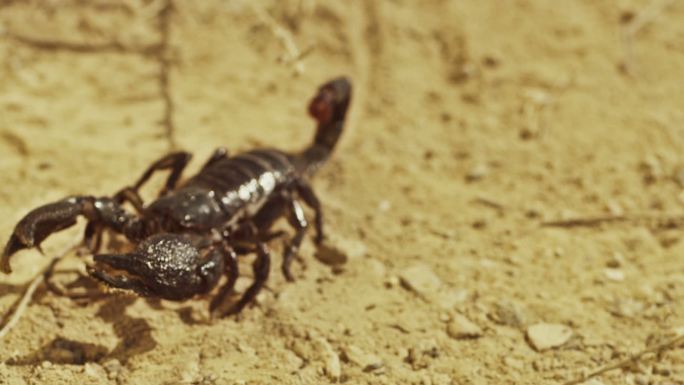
187, 149, 295, 220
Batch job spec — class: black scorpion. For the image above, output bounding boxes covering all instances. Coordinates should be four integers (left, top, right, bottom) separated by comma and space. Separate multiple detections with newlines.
1, 77, 351, 317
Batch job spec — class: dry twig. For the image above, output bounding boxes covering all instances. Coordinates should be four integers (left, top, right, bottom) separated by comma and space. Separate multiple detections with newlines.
619, 0, 675, 76
3, 30, 160, 55
0, 239, 81, 341
541, 214, 684, 229
157, 0, 176, 150
563, 333, 684, 385
250, 3, 308, 75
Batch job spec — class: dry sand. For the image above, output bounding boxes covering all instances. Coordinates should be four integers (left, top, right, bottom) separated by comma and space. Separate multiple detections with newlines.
1, 1, 684, 384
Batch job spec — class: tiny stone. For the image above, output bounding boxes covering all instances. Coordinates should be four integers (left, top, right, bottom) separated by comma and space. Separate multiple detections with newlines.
604, 268, 625, 282
466, 163, 489, 182
385, 275, 400, 288
82, 363, 102, 377
399, 264, 442, 298
526, 323, 573, 351
313, 337, 340, 381
610, 298, 644, 318
102, 358, 122, 379
606, 252, 625, 268
378, 200, 391, 212
503, 357, 524, 370
342, 345, 382, 371
316, 234, 367, 266
446, 314, 483, 339
490, 300, 526, 327
606, 200, 624, 216
406, 340, 439, 370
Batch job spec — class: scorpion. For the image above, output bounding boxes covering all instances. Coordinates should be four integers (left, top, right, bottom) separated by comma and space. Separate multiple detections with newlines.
1, 77, 351, 317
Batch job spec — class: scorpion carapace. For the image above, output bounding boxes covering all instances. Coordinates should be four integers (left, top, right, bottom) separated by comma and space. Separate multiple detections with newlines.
1, 77, 352, 317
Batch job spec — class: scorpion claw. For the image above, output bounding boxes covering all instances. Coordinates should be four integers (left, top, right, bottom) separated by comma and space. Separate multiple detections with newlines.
2, 234, 24, 273
87, 265, 152, 297
1, 199, 85, 273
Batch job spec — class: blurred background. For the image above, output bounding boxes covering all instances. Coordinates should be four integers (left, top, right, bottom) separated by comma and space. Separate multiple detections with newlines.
1, 1, 683, 384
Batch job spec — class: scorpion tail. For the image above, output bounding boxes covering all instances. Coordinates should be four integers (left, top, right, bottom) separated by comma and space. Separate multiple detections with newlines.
297, 76, 352, 176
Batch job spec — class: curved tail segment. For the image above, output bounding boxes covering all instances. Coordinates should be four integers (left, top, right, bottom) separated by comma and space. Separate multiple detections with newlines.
297, 77, 352, 177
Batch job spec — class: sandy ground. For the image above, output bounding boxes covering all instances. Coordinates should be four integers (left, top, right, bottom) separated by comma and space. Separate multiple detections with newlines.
1, 0, 684, 384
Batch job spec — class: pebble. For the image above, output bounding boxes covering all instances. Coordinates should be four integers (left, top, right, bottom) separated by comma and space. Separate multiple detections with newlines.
503, 357, 524, 370
446, 314, 483, 339
466, 163, 489, 182
490, 300, 526, 327
399, 264, 442, 299
526, 323, 573, 351
316, 234, 367, 266
102, 358, 123, 379
313, 337, 340, 381
436, 288, 469, 309
82, 363, 103, 378
606, 252, 625, 268
609, 298, 644, 318
342, 345, 383, 372
604, 268, 625, 282
406, 339, 439, 370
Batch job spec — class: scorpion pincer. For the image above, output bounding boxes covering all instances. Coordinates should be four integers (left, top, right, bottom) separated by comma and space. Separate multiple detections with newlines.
1, 77, 352, 317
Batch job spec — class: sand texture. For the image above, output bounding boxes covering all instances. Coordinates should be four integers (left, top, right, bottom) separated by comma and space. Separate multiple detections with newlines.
1, 1, 684, 384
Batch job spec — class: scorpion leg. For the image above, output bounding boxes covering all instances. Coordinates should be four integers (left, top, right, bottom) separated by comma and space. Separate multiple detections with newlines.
294, 180, 324, 243
200, 147, 230, 171
82, 185, 145, 253
131, 151, 192, 196
209, 243, 239, 315
223, 242, 271, 317
282, 200, 308, 282
2, 196, 143, 274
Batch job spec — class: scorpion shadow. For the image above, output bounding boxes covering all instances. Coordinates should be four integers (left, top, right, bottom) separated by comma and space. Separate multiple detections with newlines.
6, 295, 156, 366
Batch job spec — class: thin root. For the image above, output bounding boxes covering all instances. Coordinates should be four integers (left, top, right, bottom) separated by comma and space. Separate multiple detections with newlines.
0, 239, 81, 341
541, 214, 684, 229
158, 0, 177, 151
619, 0, 675, 76
563, 333, 684, 385
250, 3, 308, 76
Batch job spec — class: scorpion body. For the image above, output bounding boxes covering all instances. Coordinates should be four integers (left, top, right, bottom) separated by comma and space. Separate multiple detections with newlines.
1, 77, 351, 316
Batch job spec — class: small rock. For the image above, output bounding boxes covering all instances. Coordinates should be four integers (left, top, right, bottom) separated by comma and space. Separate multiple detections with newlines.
399, 264, 442, 299
606, 252, 625, 268
604, 268, 625, 282
385, 275, 400, 288
446, 314, 483, 339
312, 337, 340, 381
610, 298, 644, 318
503, 356, 524, 370
526, 323, 573, 351
435, 288, 468, 309
466, 163, 489, 182
378, 200, 391, 212
489, 300, 526, 327
316, 234, 367, 266
82, 363, 103, 378
102, 358, 122, 379
406, 339, 439, 370
342, 345, 382, 372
